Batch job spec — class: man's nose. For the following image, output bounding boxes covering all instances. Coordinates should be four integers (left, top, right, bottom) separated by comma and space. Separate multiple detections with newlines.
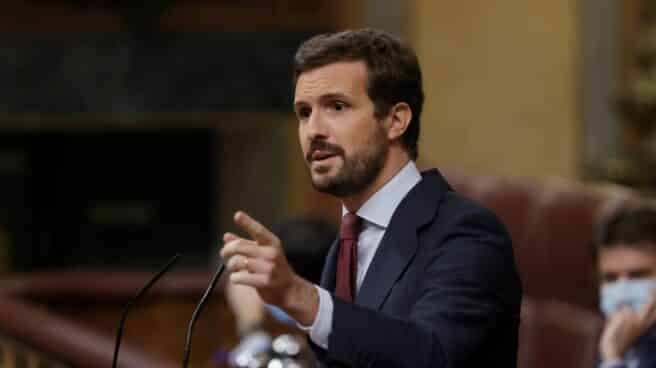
306, 112, 329, 139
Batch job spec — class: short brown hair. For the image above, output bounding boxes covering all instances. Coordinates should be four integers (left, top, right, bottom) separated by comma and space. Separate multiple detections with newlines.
293, 29, 424, 160
597, 207, 656, 248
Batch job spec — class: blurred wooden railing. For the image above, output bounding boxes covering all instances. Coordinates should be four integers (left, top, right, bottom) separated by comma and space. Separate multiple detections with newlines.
0, 295, 180, 367
1, 332, 69, 368
0, 269, 608, 368
0, 269, 237, 368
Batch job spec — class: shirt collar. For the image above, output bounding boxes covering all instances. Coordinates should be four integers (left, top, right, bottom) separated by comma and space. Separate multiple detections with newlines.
342, 161, 422, 228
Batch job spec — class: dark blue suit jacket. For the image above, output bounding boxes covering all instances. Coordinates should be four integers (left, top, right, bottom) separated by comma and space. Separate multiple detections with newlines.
311, 169, 522, 367
632, 327, 656, 367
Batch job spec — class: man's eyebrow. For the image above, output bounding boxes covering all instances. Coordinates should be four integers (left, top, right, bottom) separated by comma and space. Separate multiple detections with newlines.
293, 100, 308, 108
294, 92, 351, 107
319, 92, 350, 101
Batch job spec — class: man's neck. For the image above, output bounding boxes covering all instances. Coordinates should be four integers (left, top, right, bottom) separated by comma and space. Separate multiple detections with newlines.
342, 152, 411, 213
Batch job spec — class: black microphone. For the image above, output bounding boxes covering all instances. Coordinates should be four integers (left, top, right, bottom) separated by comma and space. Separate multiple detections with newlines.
112, 254, 181, 368
181, 261, 226, 368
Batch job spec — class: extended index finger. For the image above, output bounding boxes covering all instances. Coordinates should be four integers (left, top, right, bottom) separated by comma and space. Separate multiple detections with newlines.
234, 211, 277, 246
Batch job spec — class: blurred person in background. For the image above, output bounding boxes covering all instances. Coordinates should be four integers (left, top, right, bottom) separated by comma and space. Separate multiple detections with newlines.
597, 207, 656, 368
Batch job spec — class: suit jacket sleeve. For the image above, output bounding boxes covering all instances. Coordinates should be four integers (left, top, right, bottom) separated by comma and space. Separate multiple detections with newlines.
314, 204, 521, 367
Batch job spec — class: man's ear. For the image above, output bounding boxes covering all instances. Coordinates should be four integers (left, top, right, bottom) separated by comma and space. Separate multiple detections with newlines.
385, 102, 412, 141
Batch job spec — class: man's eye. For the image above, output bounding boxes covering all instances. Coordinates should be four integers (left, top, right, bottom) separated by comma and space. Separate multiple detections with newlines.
628, 270, 652, 279
297, 107, 311, 119
332, 101, 346, 111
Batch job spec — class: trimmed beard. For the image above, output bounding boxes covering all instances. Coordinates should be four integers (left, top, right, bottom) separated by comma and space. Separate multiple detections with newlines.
310, 125, 389, 198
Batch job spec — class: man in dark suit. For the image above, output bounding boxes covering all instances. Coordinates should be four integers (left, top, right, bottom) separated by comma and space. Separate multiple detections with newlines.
220, 29, 522, 367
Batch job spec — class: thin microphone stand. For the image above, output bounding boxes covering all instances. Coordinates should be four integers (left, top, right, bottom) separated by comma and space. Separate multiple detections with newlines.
112, 254, 181, 368
181, 262, 226, 368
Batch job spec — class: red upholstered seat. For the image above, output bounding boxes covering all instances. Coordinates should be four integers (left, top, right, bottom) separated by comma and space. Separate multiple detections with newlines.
443, 168, 639, 311
518, 298, 602, 368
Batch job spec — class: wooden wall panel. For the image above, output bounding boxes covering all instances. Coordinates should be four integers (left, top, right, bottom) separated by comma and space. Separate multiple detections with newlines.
407, 0, 582, 180
0, 0, 361, 34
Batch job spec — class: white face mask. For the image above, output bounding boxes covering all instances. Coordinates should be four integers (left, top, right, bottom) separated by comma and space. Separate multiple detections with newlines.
600, 278, 656, 317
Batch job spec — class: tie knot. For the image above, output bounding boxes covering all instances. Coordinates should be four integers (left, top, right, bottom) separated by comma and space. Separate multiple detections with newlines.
341, 213, 362, 240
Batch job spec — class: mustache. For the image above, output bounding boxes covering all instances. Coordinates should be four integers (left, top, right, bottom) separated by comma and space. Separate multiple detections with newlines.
306, 139, 345, 162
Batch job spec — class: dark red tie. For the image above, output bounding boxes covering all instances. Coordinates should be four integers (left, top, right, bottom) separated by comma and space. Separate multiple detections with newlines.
336, 213, 362, 302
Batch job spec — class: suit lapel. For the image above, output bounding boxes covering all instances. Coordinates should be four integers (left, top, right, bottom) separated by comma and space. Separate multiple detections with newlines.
355, 169, 450, 310
354, 216, 418, 309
